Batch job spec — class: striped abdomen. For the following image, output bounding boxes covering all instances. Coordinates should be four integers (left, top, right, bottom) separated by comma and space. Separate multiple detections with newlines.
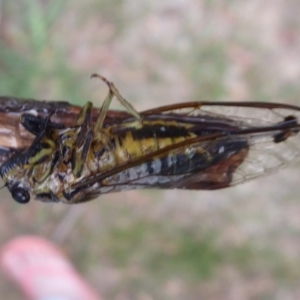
89, 120, 249, 183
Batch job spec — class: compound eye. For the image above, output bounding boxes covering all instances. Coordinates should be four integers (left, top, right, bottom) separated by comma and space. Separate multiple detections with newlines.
11, 187, 30, 204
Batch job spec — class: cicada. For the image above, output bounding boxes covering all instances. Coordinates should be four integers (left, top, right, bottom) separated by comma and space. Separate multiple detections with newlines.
1, 74, 300, 204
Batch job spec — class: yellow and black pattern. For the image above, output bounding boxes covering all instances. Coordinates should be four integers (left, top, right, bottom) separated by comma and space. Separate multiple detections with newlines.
1, 75, 300, 204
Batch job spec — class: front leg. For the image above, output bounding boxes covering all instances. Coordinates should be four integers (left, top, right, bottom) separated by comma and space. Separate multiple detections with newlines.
71, 102, 94, 177
29, 137, 58, 183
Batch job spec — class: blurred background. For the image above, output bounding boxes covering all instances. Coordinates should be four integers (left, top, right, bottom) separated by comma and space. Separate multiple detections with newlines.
0, 0, 300, 299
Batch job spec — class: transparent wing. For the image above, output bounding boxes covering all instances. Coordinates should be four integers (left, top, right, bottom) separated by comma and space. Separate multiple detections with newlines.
70, 115, 300, 197
142, 101, 300, 128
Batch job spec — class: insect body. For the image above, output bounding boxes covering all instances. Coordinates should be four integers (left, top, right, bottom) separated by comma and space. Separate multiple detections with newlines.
1, 74, 300, 204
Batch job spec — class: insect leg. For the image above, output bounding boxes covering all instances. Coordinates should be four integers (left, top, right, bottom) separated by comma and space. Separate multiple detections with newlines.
72, 102, 94, 177
29, 138, 57, 183
91, 73, 142, 132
